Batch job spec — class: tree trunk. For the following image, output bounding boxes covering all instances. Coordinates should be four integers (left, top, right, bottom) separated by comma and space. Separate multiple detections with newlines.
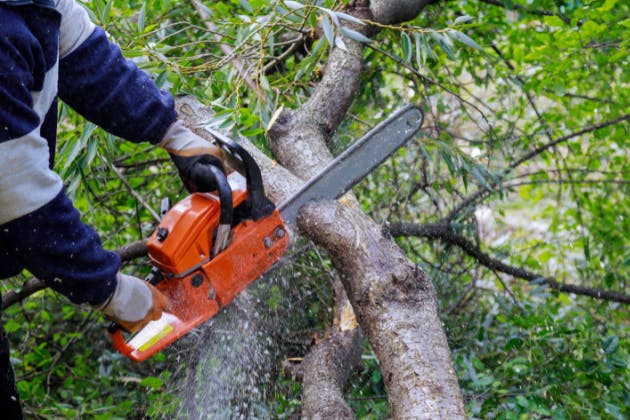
173, 0, 466, 415
298, 201, 465, 417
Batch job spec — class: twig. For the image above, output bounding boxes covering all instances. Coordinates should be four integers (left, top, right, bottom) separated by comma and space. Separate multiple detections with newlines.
478, 0, 570, 23
509, 114, 629, 171
446, 114, 630, 221
102, 152, 161, 222
190, 0, 259, 92
388, 222, 630, 304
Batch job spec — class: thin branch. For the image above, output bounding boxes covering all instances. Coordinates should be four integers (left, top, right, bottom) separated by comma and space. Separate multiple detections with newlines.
509, 114, 629, 171
190, 0, 259, 91
506, 179, 629, 188
388, 222, 630, 304
446, 114, 630, 221
102, 153, 161, 222
262, 34, 306, 74
547, 90, 618, 105
478, 0, 570, 23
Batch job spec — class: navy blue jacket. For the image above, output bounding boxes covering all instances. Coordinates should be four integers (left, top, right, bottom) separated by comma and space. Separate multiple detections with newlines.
0, 0, 177, 304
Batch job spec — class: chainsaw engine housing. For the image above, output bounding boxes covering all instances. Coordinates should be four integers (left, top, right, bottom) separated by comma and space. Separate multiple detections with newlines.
110, 172, 288, 362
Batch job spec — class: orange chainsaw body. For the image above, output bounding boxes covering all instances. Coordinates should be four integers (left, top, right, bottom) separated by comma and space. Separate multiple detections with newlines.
110, 172, 289, 362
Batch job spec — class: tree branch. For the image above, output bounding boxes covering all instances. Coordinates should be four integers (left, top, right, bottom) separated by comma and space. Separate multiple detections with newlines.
388, 222, 630, 304
301, 277, 364, 419
509, 114, 630, 170
299, 201, 466, 417
266, 1, 465, 414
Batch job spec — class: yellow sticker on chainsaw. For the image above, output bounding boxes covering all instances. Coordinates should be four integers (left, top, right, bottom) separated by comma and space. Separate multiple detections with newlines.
137, 324, 174, 352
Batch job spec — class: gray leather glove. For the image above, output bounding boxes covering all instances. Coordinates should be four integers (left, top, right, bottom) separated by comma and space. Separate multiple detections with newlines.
99, 273, 169, 333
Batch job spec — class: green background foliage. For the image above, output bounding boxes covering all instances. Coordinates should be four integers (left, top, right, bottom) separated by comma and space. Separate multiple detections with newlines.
1, 0, 627, 417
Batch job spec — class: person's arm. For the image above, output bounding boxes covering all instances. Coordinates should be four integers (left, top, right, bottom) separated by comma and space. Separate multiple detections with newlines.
0, 7, 167, 330
0, 189, 168, 330
56, 0, 232, 193
0, 42, 119, 304
56, 0, 176, 143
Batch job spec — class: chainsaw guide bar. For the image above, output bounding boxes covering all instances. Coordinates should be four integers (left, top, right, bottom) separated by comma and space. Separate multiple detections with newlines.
108, 105, 424, 362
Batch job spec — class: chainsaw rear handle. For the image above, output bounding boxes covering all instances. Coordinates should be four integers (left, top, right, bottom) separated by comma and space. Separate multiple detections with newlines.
109, 324, 133, 354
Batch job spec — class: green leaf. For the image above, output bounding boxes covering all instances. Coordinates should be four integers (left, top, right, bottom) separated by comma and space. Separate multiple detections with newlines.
321, 14, 335, 46
335, 11, 365, 25
96, 0, 113, 24
441, 150, 457, 175
335, 36, 348, 52
3, 319, 20, 334
324, 9, 340, 29
259, 74, 271, 91
137, 3, 146, 33
580, 20, 606, 38
597, 0, 617, 12
604, 403, 623, 418
429, 30, 455, 59
454, 15, 474, 24
415, 33, 425, 68
447, 29, 483, 51
471, 165, 493, 191
284, 1, 304, 10
140, 376, 164, 390
340, 27, 371, 44
401, 32, 412, 62
543, 16, 566, 28
516, 395, 530, 408
602, 335, 619, 355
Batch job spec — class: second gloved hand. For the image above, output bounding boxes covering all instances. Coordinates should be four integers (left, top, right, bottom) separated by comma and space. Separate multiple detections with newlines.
100, 273, 169, 333
159, 120, 230, 193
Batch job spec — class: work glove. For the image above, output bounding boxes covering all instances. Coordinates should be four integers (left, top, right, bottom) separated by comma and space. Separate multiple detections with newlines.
99, 273, 169, 333
159, 120, 232, 193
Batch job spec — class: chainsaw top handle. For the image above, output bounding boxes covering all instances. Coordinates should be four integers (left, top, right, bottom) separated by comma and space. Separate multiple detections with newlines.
210, 164, 233, 227
208, 129, 276, 221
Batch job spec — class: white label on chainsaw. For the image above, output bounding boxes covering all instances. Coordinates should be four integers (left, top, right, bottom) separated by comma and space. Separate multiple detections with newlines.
228, 171, 247, 192
128, 312, 181, 351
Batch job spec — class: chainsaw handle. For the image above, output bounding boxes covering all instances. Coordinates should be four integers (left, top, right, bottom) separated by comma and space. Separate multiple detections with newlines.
210, 165, 233, 227
206, 129, 275, 220
222, 141, 274, 220
108, 325, 135, 359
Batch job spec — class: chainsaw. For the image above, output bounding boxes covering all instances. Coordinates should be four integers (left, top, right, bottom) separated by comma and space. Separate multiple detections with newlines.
109, 104, 424, 362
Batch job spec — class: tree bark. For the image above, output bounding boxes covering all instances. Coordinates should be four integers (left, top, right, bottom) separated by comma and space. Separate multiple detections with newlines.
298, 201, 465, 417
300, 278, 364, 419
369, 0, 437, 25
301, 328, 364, 419
173, 97, 324, 417
263, 0, 465, 415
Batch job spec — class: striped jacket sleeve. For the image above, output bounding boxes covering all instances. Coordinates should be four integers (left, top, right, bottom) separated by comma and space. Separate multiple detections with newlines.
57, 0, 177, 143
0, 4, 120, 305
0, 0, 177, 305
